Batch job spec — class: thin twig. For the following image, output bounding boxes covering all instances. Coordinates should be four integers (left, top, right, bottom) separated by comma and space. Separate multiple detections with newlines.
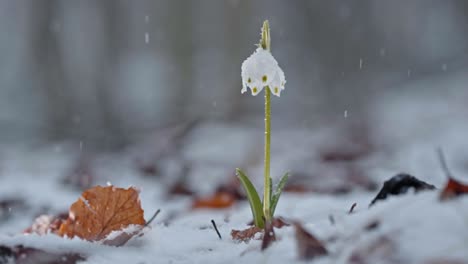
211, 219, 222, 240
437, 148, 453, 179
145, 209, 161, 227
348, 203, 357, 214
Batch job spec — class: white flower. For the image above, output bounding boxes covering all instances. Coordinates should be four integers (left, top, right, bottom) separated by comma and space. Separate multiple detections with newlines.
241, 48, 286, 97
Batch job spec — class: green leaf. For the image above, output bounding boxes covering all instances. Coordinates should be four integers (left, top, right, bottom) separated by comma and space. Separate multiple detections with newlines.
236, 168, 265, 228
270, 172, 290, 216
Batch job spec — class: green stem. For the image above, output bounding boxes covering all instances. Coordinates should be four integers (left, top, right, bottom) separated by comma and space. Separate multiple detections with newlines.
260, 20, 272, 222
264, 86, 271, 221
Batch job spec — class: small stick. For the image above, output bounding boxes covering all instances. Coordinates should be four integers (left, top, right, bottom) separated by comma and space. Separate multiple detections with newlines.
437, 148, 453, 179
348, 203, 357, 214
145, 209, 161, 227
211, 219, 222, 240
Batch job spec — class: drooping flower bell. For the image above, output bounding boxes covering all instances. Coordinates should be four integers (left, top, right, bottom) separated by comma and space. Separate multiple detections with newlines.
241, 48, 286, 97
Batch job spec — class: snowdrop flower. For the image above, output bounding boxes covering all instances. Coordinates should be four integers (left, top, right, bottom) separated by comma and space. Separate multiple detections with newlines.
241, 48, 286, 97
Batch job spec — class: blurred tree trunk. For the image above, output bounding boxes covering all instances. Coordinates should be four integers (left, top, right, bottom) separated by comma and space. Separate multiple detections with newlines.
56, 0, 111, 147
0, 0, 48, 144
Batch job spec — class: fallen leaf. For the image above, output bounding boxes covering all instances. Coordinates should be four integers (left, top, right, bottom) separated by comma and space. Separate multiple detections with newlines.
168, 181, 194, 196
0, 244, 85, 264
370, 173, 435, 206
24, 213, 67, 235
58, 185, 145, 246
231, 226, 262, 242
436, 149, 468, 201
246, 216, 290, 228
272, 217, 290, 228
192, 192, 236, 209
293, 222, 327, 260
348, 236, 399, 264
261, 221, 276, 251
439, 177, 468, 201
283, 184, 309, 193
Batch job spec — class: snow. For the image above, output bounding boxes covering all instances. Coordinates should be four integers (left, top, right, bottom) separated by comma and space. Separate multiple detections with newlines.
2, 186, 467, 263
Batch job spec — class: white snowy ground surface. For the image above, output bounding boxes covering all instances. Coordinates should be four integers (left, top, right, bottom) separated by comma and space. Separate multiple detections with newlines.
1, 74, 468, 264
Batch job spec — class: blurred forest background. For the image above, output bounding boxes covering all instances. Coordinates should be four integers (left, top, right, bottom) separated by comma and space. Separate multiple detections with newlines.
1, 0, 468, 149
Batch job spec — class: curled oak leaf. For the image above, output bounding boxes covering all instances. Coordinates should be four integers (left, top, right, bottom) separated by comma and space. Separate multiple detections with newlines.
231, 226, 262, 242
58, 185, 145, 246
439, 177, 468, 201
192, 192, 236, 209
370, 174, 435, 206
293, 222, 327, 261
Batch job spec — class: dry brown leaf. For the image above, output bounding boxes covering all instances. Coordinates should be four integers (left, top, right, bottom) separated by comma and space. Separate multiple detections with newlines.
231, 226, 262, 242
24, 213, 67, 235
437, 149, 468, 201
192, 192, 236, 209
246, 216, 290, 228
168, 181, 194, 196
58, 185, 145, 245
439, 177, 468, 201
348, 236, 399, 264
271, 217, 290, 228
293, 221, 327, 260
235, 217, 290, 243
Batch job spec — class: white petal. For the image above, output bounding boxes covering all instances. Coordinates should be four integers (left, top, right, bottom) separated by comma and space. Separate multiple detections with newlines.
250, 85, 264, 96
242, 50, 277, 83
268, 85, 282, 97
268, 70, 285, 97
278, 68, 286, 89
241, 85, 247, 94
